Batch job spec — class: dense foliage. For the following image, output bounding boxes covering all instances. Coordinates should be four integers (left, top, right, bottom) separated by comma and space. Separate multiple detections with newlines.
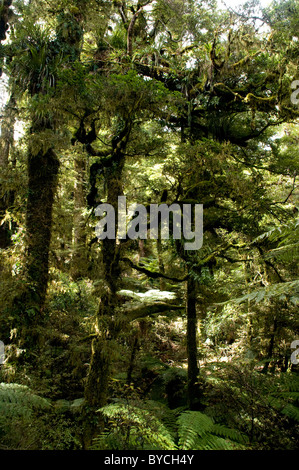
0, 0, 298, 450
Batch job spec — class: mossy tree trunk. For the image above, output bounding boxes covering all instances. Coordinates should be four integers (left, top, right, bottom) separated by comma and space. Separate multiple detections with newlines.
84, 155, 125, 408
17, 121, 59, 342
83, 121, 130, 446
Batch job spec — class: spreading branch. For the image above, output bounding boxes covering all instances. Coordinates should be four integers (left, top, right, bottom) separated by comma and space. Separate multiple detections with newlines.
122, 257, 188, 282
127, 0, 153, 56
125, 302, 184, 322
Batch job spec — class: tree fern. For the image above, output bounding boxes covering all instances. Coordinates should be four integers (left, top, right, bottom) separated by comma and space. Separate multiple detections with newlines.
264, 243, 299, 263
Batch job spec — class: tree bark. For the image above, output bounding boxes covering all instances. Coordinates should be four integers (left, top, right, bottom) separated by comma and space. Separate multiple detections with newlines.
24, 134, 60, 315
186, 275, 199, 409
84, 119, 133, 443
0, 94, 17, 250
11, 116, 59, 352
72, 152, 88, 280
83, 146, 125, 446
262, 317, 277, 374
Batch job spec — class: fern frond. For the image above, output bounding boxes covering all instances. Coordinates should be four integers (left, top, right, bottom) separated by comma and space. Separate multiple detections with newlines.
265, 375, 299, 423
177, 410, 248, 450
0, 383, 51, 419
211, 423, 249, 444
281, 404, 299, 423
94, 402, 176, 450
253, 219, 299, 245
265, 242, 299, 262
196, 433, 236, 450
218, 280, 299, 306
177, 410, 214, 449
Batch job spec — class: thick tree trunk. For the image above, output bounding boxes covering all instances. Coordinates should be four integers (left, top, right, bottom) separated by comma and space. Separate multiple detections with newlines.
13, 6, 84, 345
13, 124, 59, 348
25, 146, 59, 309
0, 0, 13, 48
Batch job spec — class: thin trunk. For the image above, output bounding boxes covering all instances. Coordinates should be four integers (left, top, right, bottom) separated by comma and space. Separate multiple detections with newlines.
157, 236, 166, 291
138, 239, 145, 262
262, 318, 277, 374
244, 259, 253, 348
127, 336, 139, 385
0, 94, 17, 250
186, 275, 199, 409
72, 153, 88, 280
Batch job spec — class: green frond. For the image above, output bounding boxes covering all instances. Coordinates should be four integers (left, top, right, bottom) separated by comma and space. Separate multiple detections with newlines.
177, 410, 214, 449
252, 219, 299, 263
265, 242, 299, 262
145, 400, 178, 437
211, 423, 249, 444
0, 383, 51, 419
219, 280, 299, 306
265, 375, 299, 424
286, 378, 299, 393
281, 404, 299, 423
177, 410, 248, 450
93, 402, 176, 450
195, 433, 236, 450
253, 218, 299, 245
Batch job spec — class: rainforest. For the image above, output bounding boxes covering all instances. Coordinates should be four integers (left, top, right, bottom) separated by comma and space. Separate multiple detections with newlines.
0, 0, 298, 452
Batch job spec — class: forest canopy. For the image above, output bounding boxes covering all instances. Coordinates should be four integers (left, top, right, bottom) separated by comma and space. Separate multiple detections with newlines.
0, 0, 298, 451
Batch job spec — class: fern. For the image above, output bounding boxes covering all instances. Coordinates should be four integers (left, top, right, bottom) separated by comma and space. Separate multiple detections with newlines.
265, 242, 299, 263
93, 401, 249, 451
282, 404, 299, 422
219, 280, 299, 306
252, 218, 299, 245
267, 374, 299, 424
211, 423, 249, 444
92, 402, 176, 450
253, 219, 299, 263
177, 410, 249, 450
0, 383, 51, 420
145, 400, 179, 438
